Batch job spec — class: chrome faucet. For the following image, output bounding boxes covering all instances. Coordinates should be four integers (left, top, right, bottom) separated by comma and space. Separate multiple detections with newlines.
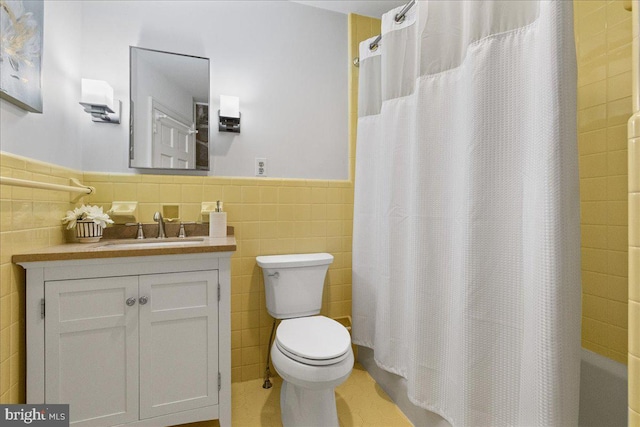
153, 212, 166, 238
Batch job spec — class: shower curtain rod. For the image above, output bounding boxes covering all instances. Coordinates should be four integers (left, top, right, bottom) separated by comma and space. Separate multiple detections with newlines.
352, 0, 416, 68
370, 0, 415, 49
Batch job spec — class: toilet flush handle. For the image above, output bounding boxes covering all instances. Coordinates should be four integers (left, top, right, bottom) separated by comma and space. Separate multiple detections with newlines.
268, 272, 279, 278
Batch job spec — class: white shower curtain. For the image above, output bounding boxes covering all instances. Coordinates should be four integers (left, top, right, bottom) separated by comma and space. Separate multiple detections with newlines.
352, 1, 581, 426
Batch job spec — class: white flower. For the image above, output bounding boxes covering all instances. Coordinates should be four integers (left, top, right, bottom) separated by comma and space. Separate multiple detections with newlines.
62, 205, 114, 230
61, 207, 82, 229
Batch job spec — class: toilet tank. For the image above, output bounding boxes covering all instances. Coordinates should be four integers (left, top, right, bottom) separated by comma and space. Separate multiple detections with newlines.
256, 253, 333, 319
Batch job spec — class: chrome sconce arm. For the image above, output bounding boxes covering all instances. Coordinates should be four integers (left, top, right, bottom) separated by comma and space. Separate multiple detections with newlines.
218, 112, 241, 133
80, 100, 121, 123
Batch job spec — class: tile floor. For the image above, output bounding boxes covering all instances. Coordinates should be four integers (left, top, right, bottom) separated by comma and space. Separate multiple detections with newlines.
180, 363, 412, 427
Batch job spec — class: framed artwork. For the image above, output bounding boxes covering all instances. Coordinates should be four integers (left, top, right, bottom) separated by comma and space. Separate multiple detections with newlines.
0, 0, 44, 113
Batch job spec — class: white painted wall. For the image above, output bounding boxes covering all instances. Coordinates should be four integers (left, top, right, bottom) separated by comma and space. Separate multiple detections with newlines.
0, 1, 84, 170
0, 1, 348, 180
78, 1, 349, 179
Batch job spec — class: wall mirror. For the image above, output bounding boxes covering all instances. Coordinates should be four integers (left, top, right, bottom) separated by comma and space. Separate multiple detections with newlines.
129, 46, 210, 170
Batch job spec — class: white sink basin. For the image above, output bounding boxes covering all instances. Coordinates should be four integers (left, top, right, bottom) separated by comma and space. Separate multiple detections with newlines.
101, 237, 204, 249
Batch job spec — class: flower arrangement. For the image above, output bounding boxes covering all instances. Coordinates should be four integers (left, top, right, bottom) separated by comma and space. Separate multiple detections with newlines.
62, 204, 114, 229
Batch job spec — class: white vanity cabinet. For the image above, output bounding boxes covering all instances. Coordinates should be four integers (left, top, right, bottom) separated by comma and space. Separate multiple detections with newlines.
17, 251, 232, 427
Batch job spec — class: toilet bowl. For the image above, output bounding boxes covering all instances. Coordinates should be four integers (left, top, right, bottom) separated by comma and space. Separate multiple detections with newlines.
256, 253, 354, 427
271, 316, 354, 426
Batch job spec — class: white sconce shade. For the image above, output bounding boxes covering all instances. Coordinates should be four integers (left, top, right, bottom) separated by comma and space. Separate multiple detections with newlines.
81, 79, 114, 110
219, 95, 240, 132
79, 78, 121, 124
220, 95, 240, 118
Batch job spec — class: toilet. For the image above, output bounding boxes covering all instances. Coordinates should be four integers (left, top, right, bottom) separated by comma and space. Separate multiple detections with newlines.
256, 253, 354, 427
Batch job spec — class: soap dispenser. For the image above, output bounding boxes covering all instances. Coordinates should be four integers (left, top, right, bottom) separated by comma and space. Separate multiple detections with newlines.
209, 200, 227, 237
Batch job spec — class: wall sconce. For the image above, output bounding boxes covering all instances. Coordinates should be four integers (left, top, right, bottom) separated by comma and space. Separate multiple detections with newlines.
218, 95, 240, 133
79, 78, 121, 124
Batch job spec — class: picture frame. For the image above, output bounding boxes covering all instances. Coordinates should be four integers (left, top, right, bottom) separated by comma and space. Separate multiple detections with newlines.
0, 0, 44, 113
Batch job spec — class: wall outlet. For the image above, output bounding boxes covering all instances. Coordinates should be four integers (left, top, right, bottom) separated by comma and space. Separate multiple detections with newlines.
255, 158, 267, 177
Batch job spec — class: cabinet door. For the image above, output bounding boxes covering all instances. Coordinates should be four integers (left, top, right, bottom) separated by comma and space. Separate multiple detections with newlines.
45, 276, 139, 427
139, 270, 219, 419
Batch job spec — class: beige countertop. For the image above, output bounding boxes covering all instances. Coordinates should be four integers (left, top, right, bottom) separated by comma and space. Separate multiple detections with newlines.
12, 235, 237, 263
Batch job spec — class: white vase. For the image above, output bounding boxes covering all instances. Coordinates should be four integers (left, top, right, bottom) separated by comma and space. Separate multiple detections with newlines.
76, 220, 103, 243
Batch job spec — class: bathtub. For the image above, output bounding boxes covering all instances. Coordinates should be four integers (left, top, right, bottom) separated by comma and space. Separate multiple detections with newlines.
358, 347, 628, 426
578, 349, 628, 427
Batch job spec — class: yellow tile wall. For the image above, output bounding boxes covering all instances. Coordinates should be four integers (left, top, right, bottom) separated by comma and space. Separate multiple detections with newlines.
629, 117, 640, 422
575, 0, 631, 365
81, 174, 355, 383
0, 152, 82, 403
0, 158, 355, 399
628, 0, 639, 424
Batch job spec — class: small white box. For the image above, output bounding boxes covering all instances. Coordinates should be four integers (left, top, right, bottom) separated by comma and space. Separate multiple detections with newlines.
209, 212, 227, 237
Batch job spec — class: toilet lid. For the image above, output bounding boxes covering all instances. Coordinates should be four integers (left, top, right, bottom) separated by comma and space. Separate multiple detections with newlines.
276, 316, 351, 366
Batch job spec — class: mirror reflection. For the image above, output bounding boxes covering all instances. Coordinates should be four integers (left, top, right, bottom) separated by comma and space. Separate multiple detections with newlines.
129, 47, 210, 170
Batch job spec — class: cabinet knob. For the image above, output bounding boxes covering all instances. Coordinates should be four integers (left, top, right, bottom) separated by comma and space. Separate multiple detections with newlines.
139, 296, 149, 305
126, 297, 136, 306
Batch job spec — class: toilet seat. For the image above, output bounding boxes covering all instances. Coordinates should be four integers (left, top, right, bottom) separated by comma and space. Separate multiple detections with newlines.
275, 316, 351, 366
